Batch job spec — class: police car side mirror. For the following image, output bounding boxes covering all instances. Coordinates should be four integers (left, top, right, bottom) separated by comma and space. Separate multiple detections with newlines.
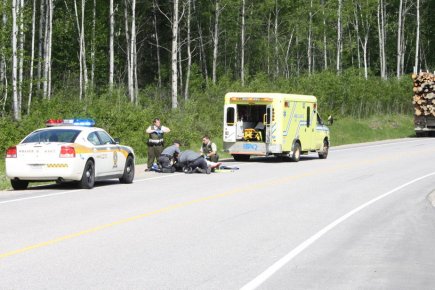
114, 138, 120, 144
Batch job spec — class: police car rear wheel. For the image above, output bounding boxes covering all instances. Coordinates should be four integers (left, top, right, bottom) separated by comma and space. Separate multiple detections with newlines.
11, 179, 29, 190
79, 160, 95, 189
120, 155, 135, 184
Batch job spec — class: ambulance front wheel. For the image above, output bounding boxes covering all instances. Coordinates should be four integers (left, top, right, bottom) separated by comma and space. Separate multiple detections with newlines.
232, 154, 250, 162
290, 143, 301, 162
318, 140, 329, 159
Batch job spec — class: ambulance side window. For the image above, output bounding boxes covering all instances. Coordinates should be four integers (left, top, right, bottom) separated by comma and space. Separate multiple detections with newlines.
307, 107, 311, 127
226, 107, 235, 125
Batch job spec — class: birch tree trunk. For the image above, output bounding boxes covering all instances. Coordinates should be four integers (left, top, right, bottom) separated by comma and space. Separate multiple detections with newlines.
267, 13, 271, 76
358, 1, 372, 80
42, 0, 49, 99
198, 21, 208, 85
124, 0, 131, 102
74, 0, 83, 100
47, 0, 53, 98
12, 0, 20, 120
240, 0, 245, 86
414, 0, 420, 73
91, 0, 96, 89
353, 1, 361, 70
152, 0, 161, 88
37, 0, 45, 93
18, 0, 24, 113
274, 0, 279, 77
178, 39, 183, 97
74, 0, 88, 99
184, 0, 191, 99
42, 0, 53, 99
171, 0, 179, 109
307, 0, 313, 75
396, 0, 403, 78
322, 0, 328, 70
130, 0, 137, 103
336, 0, 342, 74
28, 0, 37, 114
284, 30, 294, 79
212, 0, 220, 84
377, 0, 387, 79
109, 0, 114, 90
1, 0, 8, 113
81, 0, 88, 94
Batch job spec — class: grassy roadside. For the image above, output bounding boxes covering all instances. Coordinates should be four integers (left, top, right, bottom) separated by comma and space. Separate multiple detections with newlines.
0, 114, 415, 190
330, 114, 414, 146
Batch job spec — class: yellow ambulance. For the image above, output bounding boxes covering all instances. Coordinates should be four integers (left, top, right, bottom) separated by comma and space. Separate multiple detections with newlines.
223, 92, 330, 161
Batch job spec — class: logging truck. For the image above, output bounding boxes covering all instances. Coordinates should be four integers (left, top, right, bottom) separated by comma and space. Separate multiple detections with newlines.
413, 72, 435, 137
223, 92, 330, 161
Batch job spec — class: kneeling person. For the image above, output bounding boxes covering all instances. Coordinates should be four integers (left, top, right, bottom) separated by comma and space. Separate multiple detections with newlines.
158, 141, 181, 173
200, 135, 219, 162
177, 150, 210, 174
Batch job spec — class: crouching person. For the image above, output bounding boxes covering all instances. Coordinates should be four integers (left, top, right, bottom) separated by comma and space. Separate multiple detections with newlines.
158, 140, 181, 173
177, 150, 211, 174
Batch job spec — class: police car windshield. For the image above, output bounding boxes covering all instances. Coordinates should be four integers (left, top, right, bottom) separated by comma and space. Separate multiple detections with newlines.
22, 129, 81, 143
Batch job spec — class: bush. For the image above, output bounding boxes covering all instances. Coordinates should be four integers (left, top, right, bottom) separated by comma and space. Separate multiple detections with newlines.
0, 72, 413, 157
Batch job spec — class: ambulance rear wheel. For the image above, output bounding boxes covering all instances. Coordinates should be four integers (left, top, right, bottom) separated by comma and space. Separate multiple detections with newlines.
318, 140, 329, 159
290, 143, 301, 162
232, 154, 250, 161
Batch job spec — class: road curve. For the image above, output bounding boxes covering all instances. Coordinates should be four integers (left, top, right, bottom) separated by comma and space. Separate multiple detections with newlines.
1, 138, 435, 289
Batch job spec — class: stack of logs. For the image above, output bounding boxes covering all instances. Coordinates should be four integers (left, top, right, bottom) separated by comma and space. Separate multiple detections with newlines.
413, 72, 435, 116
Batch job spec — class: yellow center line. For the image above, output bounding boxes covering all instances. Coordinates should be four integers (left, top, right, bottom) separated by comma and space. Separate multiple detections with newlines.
0, 149, 432, 260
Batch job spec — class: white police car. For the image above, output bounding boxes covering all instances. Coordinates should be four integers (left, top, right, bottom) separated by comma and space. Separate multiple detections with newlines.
5, 119, 135, 190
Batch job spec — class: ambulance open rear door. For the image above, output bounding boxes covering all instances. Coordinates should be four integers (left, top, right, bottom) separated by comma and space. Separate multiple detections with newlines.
264, 105, 272, 143
224, 104, 237, 142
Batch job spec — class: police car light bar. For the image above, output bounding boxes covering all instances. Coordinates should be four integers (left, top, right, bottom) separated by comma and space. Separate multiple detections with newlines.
46, 118, 95, 127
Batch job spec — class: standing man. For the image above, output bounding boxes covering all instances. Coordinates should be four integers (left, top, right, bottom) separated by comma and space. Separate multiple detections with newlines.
200, 135, 219, 162
158, 141, 181, 173
145, 118, 170, 171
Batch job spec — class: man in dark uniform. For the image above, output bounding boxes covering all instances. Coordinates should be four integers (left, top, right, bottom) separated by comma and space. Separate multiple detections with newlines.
200, 135, 219, 162
176, 150, 211, 174
158, 141, 181, 173
145, 118, 170, 171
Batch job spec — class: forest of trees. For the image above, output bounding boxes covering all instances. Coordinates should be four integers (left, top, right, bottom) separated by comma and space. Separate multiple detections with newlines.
1, 0, 434, 121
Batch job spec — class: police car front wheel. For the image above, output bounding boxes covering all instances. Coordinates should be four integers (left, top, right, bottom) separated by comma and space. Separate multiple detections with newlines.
120, 155, 135, 184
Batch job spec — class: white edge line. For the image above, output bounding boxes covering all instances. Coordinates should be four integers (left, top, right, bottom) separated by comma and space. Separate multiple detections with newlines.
0, 189, 84, 205
240, 171, 435, 290
331, 139, 423, 152
0, 174, 183, 205
0, 162, 250, 205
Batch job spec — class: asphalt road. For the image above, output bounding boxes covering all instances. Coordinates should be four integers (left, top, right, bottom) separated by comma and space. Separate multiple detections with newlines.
1, 138, 435, 289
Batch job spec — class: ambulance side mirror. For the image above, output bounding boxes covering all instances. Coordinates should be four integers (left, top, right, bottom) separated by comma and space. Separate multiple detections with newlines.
114, 138, 120, 144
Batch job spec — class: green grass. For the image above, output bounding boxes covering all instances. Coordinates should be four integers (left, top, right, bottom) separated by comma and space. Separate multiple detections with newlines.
0, 114, 415, 191
0, 159, 7, 190
330, 114, 414, 146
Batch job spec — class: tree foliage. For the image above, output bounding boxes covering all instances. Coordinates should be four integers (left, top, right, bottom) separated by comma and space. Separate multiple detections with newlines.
0, 0, 429, 146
